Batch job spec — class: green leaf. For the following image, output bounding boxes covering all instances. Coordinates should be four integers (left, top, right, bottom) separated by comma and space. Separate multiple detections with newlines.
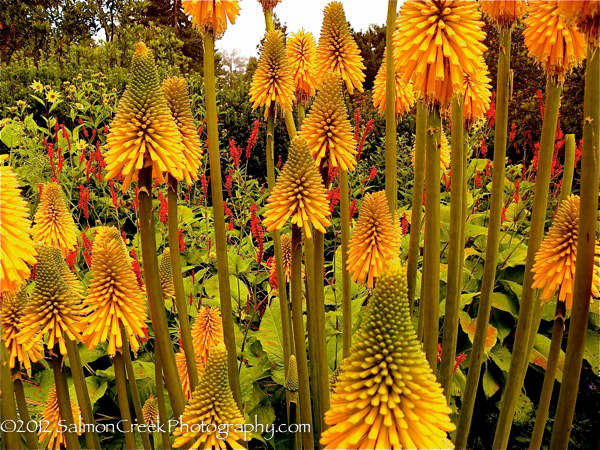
499, 242, 528, 269
513, 391, 534, 425
584, 330, 600, 373
482, 369, 500, 398
492, 292, 519, 316
490, 344, 512, 373
0, 125, 19, 148
85, 376, 108, 406
256, 298, 284, 370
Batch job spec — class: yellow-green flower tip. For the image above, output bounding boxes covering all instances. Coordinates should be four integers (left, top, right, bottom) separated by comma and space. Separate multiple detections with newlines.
284, 355, 299, 393
159, 247, 175, 299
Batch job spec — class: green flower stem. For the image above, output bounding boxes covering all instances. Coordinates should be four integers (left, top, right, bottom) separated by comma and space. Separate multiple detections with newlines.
203, 32, 242, 408
407, 100, 427, 313
456, 27, 512, 446
340, 169, 352, 357
439, 96, 465, 399
11, 364, 38, 449
114, 352, 136, 450
288, 401, 298, 450
550, 43, 599, 449
51, 345, 80, 449
263, 7, 274, 32
167, 174, 199, 392
1, 339, 22, 450
423, 106, 441, 370
493, 78, 563, 449
153, 342, 171, 450
284, 110, 298, 139
297, 103, 306, 128
138, 165, 186, 420
384, 0, 398, 213
65, 338, 101, 450
290, 225, 315, 449
559, 134, 576, 204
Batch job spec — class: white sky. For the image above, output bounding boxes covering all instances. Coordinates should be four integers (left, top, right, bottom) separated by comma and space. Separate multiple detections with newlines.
216, 0, 394, 59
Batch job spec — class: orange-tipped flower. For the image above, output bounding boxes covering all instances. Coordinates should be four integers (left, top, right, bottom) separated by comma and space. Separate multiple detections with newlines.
250, 30, 295, 117
177, 351, 205, 401
287, 29, 318, 103
480, 0, 527, 28
372, 52, 416, 118
173, 345, 247, 449
412, 130, 451, 175
523, 1, 587, 84
38, 385, 82, 449
463, 60, 492, 124
321, 261, 455, 449
162, 76, 203, 183
263, 136, 331, 239
81, 227, 147, 356
300, 72, 357, 172
32, 182, 77, 258
142, 395, 158, 426
258, 0, 282, 11
182, 0, 240, 38
0, 155, 36, 292
557, 0, 600, 46
104, 42, 186, 190
315, 1, 365, 94
532, 195, 600, 310
159, 247, 175, 299
394, 0, 487, 107
192, 306, 224, 364
280, 233, 293, 282
346, 191, 400, 288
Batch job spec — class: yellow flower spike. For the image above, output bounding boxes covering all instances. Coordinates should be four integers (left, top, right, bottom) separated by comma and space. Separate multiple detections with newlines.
532, 195, 600, 310
412, 130, 451, 175
159, 247, 176, 299
47, 243, 83, 298
31, 182, 77, 258
18, 244, 85, 356
394, 0, 487, 108
480, 0, 527, 28
321, 261, 455, 449
249, 30, 295, 117
463, 60, 493, 124
81, 227, 147, 356
523, 1, 587, 84
1, 284, 44, 371
315, 1, 366, 94
0, 155, 36, 292
173, 345, 247, 449
142, 394, 158, 426
162, 76, 203, 184
191, 306, 224, 364
557, 0, 600, 46
280, 233, 293, 282
177, 351, 205, 401
38, 385, 82, 449
263, 136, 331, 239
182, 0, 240, 38
372, 51, 416, 118
104, 42, 186, 191
300, 72, 357, 171
287, 29, 318, 103
284, 354, 299, 402
346, 191, 400, 288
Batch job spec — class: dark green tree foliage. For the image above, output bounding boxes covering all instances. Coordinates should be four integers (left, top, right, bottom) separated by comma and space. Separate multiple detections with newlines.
352, 24, 385, 91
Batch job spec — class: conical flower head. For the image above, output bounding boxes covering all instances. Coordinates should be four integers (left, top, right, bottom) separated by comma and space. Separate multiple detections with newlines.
173, 345, 247, 449
280, 233, 293, 282
300, 72, 357, 171
287, 29, 318, 103
257, 0, 282, 10
249, 30, 295, 117
177, 351, 205, 400
32, 182, 77, 257
523, 1, 586, 84
411, 130, 451, 175
463, 60, 492, 124
321, 261, 455, 449
38, 385, 82, 449
0, 155, 36, 292
105, 42, 186, 190
1, 284, 44, 371
557, 0, 600, 46
372, 51, 416, 118
284, 354, 299, 393
480, 0, 527, 27
182, 0, 240, 38
162, 76, 203, 183
159, 247, 175, 299
532, 195, 600, 310
192, 306, 224, 364
315, 1, 366, 94
48, 242, 83, 298
143, 394, 158, 426
346, 191, 400, 288
263, 136, 331, 239
394, 0, 487, 108
82, 227, 147, 356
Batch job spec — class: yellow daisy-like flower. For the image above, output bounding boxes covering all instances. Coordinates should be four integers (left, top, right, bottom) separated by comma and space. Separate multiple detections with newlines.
463, 60, 492, 124
192, 306, 224, 364
480, 0, 527, 28
372, 51, 416, 118
104, 42, 186, 191
1, 284, 44, 371
300, 72, 357, 172
142, 395, 158, 426
173, 345, 247, 449
249, 30, 295, 117
394, 0, 487, 107
412, 130, 451, 175
557, 0, 600, 46
159, 247, 175, 299
182, 0, 240, 38
346, 191, 400, 288
162, 76, 203, 183
263, 136, 331, 239
177, 351, 205, 401
30, 80, 43, 92
38, 385, 82, 449
523, 1, 587, 84
532, 195, 600, 310
31, 182, 77, 258
0, 155, 36, 292
287, 29, 318, 103
321, 261, 455, 449
315, 1, 366, 94
45, 90, 61, 103
18, 244, 85, 355
81, 227, 147, 356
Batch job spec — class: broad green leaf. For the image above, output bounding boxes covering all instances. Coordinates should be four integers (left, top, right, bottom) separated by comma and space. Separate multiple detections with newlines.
257, 298, 284, 369
85, 376, 108, 406
492, 292, 519, 316
513, 391, 534, 425
0, 125, 19, 148
482, 369, 500, 398
584, 330, 600, 373
498, 242, 528, 269
490, 344, 512, 373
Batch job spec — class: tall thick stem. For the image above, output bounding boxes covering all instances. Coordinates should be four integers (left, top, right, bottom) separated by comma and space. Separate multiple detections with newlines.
51, 347, 80, 449
114, 352, 136, 450
559, 134, 576, 204
12, 364, 38, 449
297, 103, 306, 128
203, 32, 242, 408
339, 169, 352, 357
493, 78, 563, 449
154, 343, 171, 450
284, 111, 297, 139
550, 43, 599, 449
384, 0, 398, 213
1, 337, 22, 450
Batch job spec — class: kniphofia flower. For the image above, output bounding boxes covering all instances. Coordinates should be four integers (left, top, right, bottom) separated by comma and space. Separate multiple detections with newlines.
372, 52, 415, 117
191, 306, 224, 364
182, 0, 240, 38
346, 191, 400, 288
279, 233, 293, 282
284, 354, 299, 402
159, 247, 175, 299
263, 136, 331, 239
257, 0, 282, 10
287, 29, 318, 103
0, 155, 36, 292
177, 351, 204, 400
557, 0, 600, 45
463, 60, 493, 124
143, 395, 158, 426
315, 1, 365, 93
480, 0, 527, 28
321, 261, 455, 448
38, 385, 82, 449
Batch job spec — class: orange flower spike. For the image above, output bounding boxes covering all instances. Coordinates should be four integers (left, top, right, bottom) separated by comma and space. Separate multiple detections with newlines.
176, 351, 205, 401
463, 60, 492, 124
372, 51, 415, 117
182, 0, 240, 38
191, 306, 224, 364
480, 0, 527, 28
557, 0, 600, 46
38, 385, 82, 449
287, 29, 318, 103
